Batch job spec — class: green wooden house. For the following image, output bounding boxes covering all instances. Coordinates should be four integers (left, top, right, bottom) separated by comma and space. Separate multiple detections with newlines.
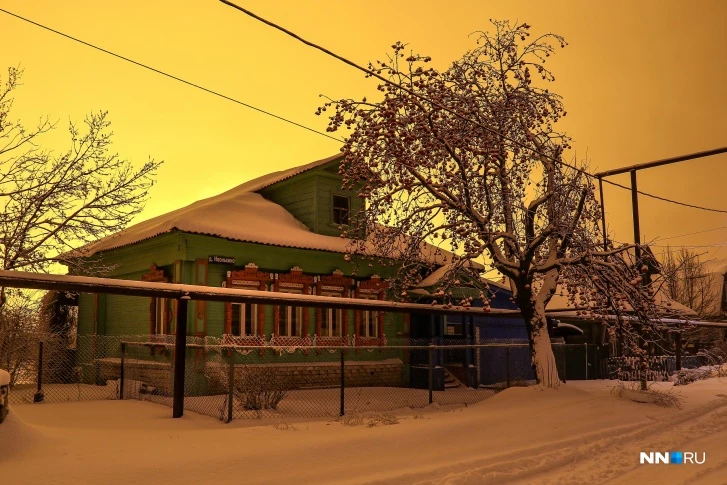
70, 154, 446, 389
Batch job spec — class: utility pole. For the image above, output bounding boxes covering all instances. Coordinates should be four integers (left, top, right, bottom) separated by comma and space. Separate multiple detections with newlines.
595, 146, 727, 252
597, 146, 727, 378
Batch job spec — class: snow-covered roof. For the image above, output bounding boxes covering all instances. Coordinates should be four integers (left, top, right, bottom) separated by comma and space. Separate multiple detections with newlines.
233, 154, 342, 193
413, 263, 490, 288
545, 284, 698, 318
700, 259, 727, 317
71, 153, 450, 265
73, 155, 345, 256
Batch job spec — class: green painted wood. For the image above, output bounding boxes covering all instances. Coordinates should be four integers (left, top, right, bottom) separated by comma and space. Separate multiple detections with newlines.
259, 173, 318, 231
182, 233, 393, 278
313, 173, 363, 237
77, 293, 95, 335
71, 232, 184, 277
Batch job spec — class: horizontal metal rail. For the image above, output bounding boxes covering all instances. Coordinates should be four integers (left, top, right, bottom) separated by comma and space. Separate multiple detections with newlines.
0, 269, 525, 316
121, 341, 532, 350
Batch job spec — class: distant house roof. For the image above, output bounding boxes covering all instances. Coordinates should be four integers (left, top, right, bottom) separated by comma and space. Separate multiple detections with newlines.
545, 284, 698, 318
700, 259, 727, 318
413, 263, 489, 288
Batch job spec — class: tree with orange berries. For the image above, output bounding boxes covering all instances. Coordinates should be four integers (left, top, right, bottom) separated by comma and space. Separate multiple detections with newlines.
320, 20, 678, 388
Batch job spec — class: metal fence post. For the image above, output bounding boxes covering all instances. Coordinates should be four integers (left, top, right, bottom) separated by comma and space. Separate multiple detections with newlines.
584, 343, 589, 380
505, 345, 510, 389
173, 295, 190, 419
227, 347, 234, 423
339, 350, 345, 416
33, 340, 45, 403
675, 330, 682, 371
428, 344, 434, 404
119, 341, 126, 400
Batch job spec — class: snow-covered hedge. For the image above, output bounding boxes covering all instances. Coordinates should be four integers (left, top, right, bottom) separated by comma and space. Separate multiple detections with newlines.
672, 364, 727, 386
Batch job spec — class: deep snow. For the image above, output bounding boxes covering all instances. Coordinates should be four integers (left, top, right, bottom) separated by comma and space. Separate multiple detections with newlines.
2, 379, 727, 484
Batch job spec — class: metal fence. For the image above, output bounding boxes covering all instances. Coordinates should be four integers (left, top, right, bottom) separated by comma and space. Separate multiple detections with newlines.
122, 339, 506, 422
8, 335, 123, 404
601, 354, 709, 382
8, 335, 642, 421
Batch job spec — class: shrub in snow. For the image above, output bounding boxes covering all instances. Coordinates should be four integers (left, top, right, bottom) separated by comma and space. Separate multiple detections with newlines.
611, 380, 683, 409
234, 366, 289, 411
673, 364, 727, 386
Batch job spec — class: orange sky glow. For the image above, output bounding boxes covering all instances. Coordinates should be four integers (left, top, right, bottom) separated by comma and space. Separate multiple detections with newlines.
2, 0, 726, 265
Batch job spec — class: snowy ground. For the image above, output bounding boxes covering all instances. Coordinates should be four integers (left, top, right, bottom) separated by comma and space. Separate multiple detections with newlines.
2, 379, 727, 484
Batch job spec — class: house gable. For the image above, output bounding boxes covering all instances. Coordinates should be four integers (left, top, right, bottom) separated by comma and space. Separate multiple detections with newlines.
257, 158, 362, 237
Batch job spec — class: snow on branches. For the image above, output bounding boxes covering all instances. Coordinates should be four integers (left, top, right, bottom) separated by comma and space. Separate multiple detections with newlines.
319, 21, 675, 388
0, 67, 161, 278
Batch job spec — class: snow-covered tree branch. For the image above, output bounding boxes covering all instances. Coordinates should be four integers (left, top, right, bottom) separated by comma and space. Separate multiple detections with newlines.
0, 66, 161, 305
319, 20, 671, 388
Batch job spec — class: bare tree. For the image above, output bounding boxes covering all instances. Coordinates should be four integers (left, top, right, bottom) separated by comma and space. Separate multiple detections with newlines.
0, 67, 161, 373
319, 21, 666, 388
661, 247, 719, 318
660, 247, 723, 351
0, 289, 41, 385
0, 66, 161, 296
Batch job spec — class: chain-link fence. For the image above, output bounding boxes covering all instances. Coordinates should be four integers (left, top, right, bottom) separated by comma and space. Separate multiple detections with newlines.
120, 338, 506, 422
601, 354, 710, 381
7, 335, 608, 420
9, 335, 123, 404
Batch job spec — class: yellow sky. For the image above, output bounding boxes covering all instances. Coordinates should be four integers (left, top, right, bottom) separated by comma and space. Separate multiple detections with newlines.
2, 0, 726, 264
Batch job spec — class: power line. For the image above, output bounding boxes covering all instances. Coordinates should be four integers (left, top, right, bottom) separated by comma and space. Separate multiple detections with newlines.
0, 7, 343, 144
219, 0, 727, 215
655, 225, 727, 243
601, 178, 727, 214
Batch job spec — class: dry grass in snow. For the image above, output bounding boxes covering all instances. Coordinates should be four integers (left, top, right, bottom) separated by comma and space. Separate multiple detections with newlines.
2, 379, 727, 485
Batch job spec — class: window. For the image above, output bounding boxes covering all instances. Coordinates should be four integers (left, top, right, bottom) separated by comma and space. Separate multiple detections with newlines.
332, 194, 350, 225
279, 289, 304, 337
320, 291, 343, 337
446, 324, 463, 336
231, 303, 258, 336
360, 294, 379, 338
361, 310, 379, 338
154, 298, 170, 335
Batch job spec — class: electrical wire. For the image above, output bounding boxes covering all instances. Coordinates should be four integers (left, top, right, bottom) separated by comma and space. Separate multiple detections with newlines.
219, 0, 727, 214
0, 7, 343, 144
654, 225, 727, 242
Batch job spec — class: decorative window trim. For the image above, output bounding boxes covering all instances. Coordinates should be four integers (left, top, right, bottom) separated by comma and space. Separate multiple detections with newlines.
142, 264, 170, 341
224, 264, 269, 341
355, 275, 388, 347
315, 270, 353, 345
273, 267, 314, 343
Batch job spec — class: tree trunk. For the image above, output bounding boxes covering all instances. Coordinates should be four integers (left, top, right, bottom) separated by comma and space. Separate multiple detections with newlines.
529, 315, 560, 388
519, 298, 560, 389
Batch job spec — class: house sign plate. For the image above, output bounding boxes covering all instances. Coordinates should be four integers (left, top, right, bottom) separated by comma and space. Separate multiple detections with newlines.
209, 255, 236, 265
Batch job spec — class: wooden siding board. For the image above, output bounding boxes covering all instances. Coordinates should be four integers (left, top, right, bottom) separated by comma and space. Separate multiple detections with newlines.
314, 174, 361, 237
77, 293, 95, 335
183, 233, 391, 278
73, 232, 184, 277
259, 175, 317, 231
